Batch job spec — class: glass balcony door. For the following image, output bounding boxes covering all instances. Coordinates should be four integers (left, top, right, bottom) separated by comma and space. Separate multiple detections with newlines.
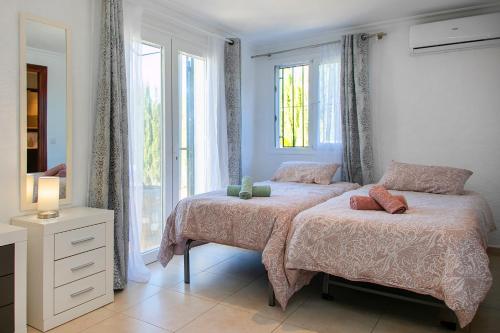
136, 34, 173, 264
138, 42, 164, 257
135, 33, 206, 263
172, 40, 207, 204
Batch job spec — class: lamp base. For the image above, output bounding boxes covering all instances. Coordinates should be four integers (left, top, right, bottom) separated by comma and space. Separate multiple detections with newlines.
38, 210, 59, 219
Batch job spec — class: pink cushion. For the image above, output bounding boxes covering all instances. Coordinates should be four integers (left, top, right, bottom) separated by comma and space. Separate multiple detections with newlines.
378, 161, 472, 195
271, 161, 339, 185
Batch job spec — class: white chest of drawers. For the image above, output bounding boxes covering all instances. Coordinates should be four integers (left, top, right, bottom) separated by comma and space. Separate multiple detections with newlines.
11, 207, 114, 332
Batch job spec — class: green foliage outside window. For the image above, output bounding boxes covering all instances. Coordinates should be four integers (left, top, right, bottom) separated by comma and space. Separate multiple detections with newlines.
277, 64, 309, 148
143, 86, 161, 186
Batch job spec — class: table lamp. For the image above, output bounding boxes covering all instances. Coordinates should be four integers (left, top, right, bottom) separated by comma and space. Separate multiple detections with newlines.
37, 176, 60, 219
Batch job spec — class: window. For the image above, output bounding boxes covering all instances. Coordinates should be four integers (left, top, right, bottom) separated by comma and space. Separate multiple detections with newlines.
139, 42, 163, 253
318, 61, 342, 145
274, 49, 341, 151
275, 64, 310, 148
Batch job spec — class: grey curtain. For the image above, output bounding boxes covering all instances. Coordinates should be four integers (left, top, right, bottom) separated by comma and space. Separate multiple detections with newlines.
224, 39, 242, 184
340, 34, 374, 185
88, 0, 129, 290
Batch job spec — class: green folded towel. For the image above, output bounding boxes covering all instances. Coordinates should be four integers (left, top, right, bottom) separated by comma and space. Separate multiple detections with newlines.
239, 176, 253, 200
227, 185, 271, 197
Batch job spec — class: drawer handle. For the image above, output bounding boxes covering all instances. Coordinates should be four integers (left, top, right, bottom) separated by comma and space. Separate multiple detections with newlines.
70, 261, 95, 272
70, 287, 94, 298
71, 236, 95, 245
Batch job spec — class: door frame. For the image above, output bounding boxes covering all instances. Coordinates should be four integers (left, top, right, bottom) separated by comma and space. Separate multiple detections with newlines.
140, 28, 173, 264
27, 63, 48, 172
139, 28, 208, 264
171, 39, 207, 205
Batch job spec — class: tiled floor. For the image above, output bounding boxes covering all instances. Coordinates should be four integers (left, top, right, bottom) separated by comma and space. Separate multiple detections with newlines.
28, 243, 500, 333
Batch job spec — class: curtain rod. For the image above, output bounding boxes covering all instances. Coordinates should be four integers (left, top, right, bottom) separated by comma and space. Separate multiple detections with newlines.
251, 32, 386, 59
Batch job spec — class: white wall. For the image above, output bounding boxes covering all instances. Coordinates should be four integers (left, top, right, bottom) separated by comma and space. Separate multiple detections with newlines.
0, 0, 92, 222
370, 21, 500, 244
244, 11, 500, 244
27, 47, 67, 168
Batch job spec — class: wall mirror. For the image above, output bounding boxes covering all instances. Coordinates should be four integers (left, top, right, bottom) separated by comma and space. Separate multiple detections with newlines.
19, 13, 72, 210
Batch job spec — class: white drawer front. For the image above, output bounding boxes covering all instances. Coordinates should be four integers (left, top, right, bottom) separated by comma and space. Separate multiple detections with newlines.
54, 223, 106, 260
54, 271, 106, 314
54, 247, 106, 287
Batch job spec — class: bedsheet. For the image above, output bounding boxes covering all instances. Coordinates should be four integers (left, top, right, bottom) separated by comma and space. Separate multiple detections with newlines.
158, 181, 359, 272
284, 185, 496, 327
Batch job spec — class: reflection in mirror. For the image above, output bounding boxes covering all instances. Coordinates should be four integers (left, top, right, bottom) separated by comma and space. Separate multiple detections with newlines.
24, 18, 68, 203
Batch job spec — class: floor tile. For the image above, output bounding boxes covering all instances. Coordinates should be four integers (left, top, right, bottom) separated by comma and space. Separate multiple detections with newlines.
184, 248, 236, 273
30, 308, 115, 333
163, 254, 184, 267
105, 281, 162, 312
481, 285, 500, 310
176, 304, 281, 333
191, 243, 249, 259
373, 293, 471, 333
81, 313, 167, 333
272, 323, 318, 333
222, 276, 311, 321
470, 306, 500, 333
206, 252, 266, 281
124, 288, 216, 331
173, 270, 251, 301
284, 296, 380, 333
148, 261, 190, 288
488, 253, 500, 272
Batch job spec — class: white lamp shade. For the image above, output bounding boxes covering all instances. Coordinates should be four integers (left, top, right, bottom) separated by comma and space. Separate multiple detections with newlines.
26, 173, 35, 203
38, 176, 60, 213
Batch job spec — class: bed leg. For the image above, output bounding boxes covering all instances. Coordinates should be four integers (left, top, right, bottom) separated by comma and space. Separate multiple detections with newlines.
268, 279, 276, 307
322, 273, 334, 300
439, 309, 458, 331
184, 239, 194, 284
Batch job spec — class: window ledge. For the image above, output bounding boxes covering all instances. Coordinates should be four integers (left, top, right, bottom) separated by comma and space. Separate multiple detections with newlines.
271, 147, 318, 155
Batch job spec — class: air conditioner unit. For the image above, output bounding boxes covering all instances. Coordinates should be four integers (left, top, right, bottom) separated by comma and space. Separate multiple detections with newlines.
409, 12, 500, 54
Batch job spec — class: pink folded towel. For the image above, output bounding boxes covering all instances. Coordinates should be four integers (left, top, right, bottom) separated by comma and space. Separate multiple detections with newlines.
350, 195, 407, 211
368, 185, 407, 214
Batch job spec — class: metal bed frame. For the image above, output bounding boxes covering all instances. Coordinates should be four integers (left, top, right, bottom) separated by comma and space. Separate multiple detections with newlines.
322, 274, 458, 331
183, 239, 276, 307
183, 239, 457, 330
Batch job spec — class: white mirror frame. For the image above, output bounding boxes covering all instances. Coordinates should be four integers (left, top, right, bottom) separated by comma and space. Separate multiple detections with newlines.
19, 13, 73, 211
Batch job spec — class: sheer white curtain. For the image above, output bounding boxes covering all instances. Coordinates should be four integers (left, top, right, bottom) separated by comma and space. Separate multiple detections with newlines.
123, 0, 150, 283
194, 37, 229, 193
316, 43, 343, 167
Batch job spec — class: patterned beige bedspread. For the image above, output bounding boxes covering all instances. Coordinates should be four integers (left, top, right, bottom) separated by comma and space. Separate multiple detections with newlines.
284, 185, 496, 327
158, 181, 359, 271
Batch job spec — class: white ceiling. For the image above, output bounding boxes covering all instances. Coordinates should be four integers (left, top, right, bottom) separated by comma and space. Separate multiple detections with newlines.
163, 0, 498, 43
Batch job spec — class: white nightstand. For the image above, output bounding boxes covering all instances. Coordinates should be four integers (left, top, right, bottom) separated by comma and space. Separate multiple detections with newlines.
11, 207, 114, 332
